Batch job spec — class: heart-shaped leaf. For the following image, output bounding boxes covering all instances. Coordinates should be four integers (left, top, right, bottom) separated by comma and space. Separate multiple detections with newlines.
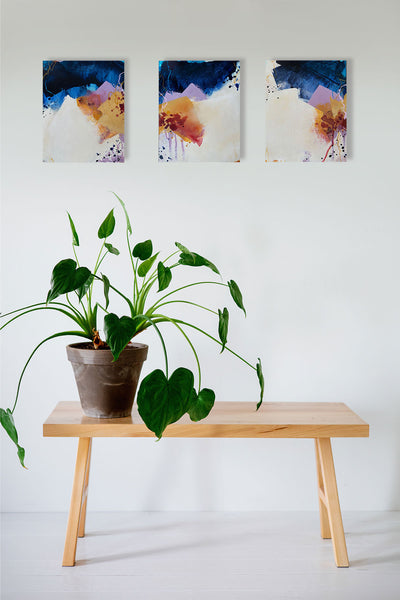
98, 209, 115, 239
137, 368, 194, 438
47, 259, 91, 303
188, 388, 215, 422
228, 280, 246, 316
0, 408, 26, 468
218, 307, 229, 352
76, 274, 94, 302
67, 212, 79, 247
138, 253, 159, 277
104, 313, 137, 361
105, 243, 120, 256
157, 262, 172, 292
256, 357, 264, 410
176, 242, 220, 275
133, 240, 153, 260
101, 273, 110, 310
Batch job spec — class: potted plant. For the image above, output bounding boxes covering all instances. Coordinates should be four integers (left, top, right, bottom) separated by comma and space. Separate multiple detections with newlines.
0, 193, 264, 467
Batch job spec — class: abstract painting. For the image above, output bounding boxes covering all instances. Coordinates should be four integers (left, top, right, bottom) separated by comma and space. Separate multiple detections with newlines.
159, 60, 240, 162
265, 60, 347, 162
43, 60, 124, 162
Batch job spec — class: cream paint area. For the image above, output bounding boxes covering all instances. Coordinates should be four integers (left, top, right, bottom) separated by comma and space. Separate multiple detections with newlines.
43, 96, 101, 162
191, 83, 240, 162
265, 88, 327, 162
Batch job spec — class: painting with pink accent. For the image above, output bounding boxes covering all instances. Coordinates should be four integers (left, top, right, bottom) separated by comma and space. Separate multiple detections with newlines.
159, 61, 240, 162
43, 61, 124, 162
265, 60, 347, 162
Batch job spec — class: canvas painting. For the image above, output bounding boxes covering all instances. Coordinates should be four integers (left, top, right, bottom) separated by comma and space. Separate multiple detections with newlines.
265, 60, 347, 162
159, 60, 240, 162
43, 60, 125, 162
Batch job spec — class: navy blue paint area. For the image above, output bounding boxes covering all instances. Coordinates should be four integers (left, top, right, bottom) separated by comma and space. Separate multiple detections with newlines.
159, 61, 238, 103
273, 60, 346, 101
43, 61, 124, 110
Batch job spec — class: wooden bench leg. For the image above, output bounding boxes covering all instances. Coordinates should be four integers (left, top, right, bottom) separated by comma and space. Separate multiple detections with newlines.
315, 438, 349, 567
62, 437, 92, 566
315, 439, 331, 539
78, 438, 92, 538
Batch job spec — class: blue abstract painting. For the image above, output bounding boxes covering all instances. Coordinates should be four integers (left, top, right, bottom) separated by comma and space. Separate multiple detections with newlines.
265, 60, 347, 162
159, 60, 240, 162
43, 60, 125, 162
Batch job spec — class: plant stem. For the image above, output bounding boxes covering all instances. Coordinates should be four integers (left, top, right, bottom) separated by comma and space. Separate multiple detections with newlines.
162, 250, 179, 265
153, 281, 228, 309
152, 315, 202, 390
1, 301, 72, 320
67, 293, 89, 326
96, 251, 109, 272
153, 316, 256, 371
134, 314, 169, 376
72, 245, 80, 267
11, 330, 90, 414
0, 306, 86, 333
149, 299, 218, 317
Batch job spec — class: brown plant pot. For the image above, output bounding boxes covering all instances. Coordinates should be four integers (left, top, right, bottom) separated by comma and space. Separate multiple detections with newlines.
66, 342, 148, 418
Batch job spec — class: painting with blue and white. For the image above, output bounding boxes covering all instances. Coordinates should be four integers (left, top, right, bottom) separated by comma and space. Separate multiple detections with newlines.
159, 60, 240, 162
265, 60, 347, 162
43, 60, 125, 162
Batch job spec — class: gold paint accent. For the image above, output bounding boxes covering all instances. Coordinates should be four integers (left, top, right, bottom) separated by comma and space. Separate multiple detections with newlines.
97, 91, 124, 135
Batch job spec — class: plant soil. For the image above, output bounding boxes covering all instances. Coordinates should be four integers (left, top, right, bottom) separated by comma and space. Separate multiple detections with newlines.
73, 342, 111, 351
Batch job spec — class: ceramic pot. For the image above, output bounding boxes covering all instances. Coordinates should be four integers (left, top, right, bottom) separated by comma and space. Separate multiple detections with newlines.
66, 342, 148, 418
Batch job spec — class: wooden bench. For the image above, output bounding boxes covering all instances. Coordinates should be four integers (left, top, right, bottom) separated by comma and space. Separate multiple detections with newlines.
43, 401, 369, 567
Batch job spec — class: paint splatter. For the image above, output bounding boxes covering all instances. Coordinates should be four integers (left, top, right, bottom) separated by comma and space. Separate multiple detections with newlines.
265, 60, 347, 162
43, 60, 125, 163
159, 61, 240, 162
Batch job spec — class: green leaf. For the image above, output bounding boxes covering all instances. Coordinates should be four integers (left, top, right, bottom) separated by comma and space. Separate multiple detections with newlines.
103, 313, 137, 361
218, 307, 229, 353
105, 243, 120, 256
17, 445, 26, 467
138, 253, 159, 277
0, 408, 26, 468
67, 212, 79, 247
76, 274, 93, 302
256, 358, 264, 410
113, 192, 132, 235
188, 388, 215, 422
175, 242, 191, 255
47, 259, 91, 303
133, 240, 153, 260
228, 280, 246, 316
176, 242, 220, 275
98, 209, 116, 239
101, 273, 110, 310
157, 262, 172, 292
137, 368, 194, 438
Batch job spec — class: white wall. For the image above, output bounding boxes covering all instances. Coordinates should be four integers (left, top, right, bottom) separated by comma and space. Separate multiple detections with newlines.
1, 0, 399, 512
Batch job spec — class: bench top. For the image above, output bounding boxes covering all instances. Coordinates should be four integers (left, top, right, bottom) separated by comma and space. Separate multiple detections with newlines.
43, 401, 369, 439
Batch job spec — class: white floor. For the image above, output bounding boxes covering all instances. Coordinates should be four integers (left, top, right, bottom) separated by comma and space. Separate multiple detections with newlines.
1, 511, 400, 600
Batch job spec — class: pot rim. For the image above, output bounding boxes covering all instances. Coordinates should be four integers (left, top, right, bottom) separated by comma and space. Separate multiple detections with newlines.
66, 341, 148, 366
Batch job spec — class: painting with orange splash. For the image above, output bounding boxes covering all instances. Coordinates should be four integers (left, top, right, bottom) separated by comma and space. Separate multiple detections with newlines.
159, 61, 240, 162
265, 60, 347, 162
43, 61, 124, 162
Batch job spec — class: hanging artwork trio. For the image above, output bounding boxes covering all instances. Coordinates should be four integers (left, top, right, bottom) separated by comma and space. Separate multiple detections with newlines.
42, 59, 347, 163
